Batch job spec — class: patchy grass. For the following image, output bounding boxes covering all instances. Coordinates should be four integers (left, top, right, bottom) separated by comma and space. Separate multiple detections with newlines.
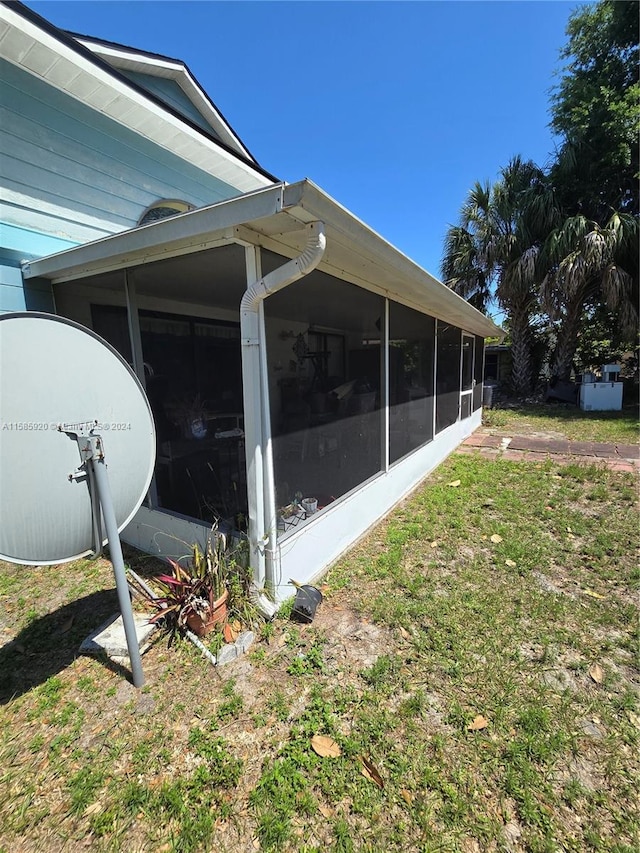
482, 401, 639, 444
0, 454, 638, 852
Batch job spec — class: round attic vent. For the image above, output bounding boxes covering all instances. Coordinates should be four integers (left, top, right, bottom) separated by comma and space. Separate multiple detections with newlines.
138, 199, 194, 226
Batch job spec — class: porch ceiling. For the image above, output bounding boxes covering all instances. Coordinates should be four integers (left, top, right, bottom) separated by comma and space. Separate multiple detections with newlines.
23, 180, 503, 339
66, 244, 250, 312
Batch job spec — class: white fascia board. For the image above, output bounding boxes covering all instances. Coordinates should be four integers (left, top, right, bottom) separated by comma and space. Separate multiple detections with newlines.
76, 37, 254, 161
0, 4, 272, 193
23, 177, 502, 338
23, 184, 287, 282
74, 39, 186, 76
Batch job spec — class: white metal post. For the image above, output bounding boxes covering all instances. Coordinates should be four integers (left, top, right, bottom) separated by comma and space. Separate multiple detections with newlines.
124, 270, 145, 386
241, 245, 266, 588
382, 298, 390, 472
124, 269, 158, 508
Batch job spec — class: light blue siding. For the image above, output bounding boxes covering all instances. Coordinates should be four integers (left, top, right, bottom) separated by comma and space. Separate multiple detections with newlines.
0, 259, 53, 314
1, 58, 246, 243
120, 70, 218, 137
0, 258, 27, 313
0, 224, 76, 315
1, 223, 77, 261
1, 57, 255, 312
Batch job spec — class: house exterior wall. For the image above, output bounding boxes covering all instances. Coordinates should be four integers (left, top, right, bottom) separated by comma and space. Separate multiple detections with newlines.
0, 260, 54, 313
0, 57, 257, 314
0, 224, 76, 313
120, 70, 217, 137
2, 6, 491, 599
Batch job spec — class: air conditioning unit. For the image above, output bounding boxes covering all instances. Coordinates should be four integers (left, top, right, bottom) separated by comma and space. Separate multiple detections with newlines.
579, 369, 623, 412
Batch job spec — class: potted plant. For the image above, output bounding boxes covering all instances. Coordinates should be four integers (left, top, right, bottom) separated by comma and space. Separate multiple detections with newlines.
142, 534, 238, 638
277, 490, 307, 532
171, 392, 209, 439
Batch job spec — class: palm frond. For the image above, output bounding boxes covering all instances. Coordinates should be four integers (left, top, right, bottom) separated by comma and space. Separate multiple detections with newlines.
602, 264, 632, 307
441, 223, 491, 311
583, 229, 608, 267
514, 246, 539, 287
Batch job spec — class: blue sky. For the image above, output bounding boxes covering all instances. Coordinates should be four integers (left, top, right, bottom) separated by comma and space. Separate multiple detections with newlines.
27, 1, 584, 301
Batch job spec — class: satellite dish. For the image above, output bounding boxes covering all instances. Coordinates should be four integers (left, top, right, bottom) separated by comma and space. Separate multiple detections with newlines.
0, 312, 155, 564
0, 312, 157, 687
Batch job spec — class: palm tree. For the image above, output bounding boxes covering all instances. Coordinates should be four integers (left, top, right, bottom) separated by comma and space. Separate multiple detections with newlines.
540, 211, 638, 379
441, 183, 492, 313
442, 158, 556, 396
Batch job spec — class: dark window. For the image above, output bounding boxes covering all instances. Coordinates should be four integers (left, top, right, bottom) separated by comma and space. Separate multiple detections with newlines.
473, 337, 484, 410
91, 304, 246, 525
264, 268, 383, 534
484, 352, 498, 381
137, 199, 193, 226
307, 330, 346, 386
435, 322, 461, 433
388, 302, 435, 463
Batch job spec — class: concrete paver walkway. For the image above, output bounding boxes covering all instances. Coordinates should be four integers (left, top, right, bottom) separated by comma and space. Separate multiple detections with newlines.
459, 432, 639, 474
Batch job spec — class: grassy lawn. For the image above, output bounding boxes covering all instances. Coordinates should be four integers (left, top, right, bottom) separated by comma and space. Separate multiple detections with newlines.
0, 452, 638, 852
481, 401, 639, 445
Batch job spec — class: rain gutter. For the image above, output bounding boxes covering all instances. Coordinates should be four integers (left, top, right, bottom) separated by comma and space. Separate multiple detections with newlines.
240, 221, 326, 600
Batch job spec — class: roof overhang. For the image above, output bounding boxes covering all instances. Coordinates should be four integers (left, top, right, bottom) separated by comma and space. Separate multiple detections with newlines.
75, 35, 257, 163
23, 180, 503, 339
0, 2, 275, 192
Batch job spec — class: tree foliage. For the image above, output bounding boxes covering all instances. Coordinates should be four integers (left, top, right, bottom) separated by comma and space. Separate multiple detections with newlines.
540, 211, 638, 378
550, 0, 639, 217
442, 158, 552, 395
547, 0, 639, 377
442, 0, 639, 392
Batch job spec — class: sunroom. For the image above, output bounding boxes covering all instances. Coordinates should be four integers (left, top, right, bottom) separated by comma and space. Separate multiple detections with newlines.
23, 179, 501, 602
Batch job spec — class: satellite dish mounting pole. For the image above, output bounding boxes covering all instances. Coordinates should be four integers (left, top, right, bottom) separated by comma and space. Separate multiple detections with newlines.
73, 431, 145, 688
1, 314, 156, 690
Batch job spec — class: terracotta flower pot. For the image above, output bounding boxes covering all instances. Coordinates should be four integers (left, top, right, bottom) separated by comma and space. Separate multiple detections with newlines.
185, 589, 229, 637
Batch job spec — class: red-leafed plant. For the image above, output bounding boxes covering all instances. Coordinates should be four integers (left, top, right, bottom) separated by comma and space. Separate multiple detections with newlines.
142, 533, 246, 638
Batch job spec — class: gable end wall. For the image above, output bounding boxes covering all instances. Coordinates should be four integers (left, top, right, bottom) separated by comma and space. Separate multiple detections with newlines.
0, 59, 252, 314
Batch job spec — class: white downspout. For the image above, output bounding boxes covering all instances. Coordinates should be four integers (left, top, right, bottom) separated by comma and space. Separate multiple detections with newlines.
240, 221, 326, 601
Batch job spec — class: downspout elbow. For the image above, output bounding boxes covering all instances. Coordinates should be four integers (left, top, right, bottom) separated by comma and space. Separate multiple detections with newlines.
241, 221, 326, 313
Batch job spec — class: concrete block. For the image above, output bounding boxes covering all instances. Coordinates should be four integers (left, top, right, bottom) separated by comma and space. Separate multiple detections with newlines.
80, 612, 157, 658
216, 643, 238, 666
235, 630, 255, 655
